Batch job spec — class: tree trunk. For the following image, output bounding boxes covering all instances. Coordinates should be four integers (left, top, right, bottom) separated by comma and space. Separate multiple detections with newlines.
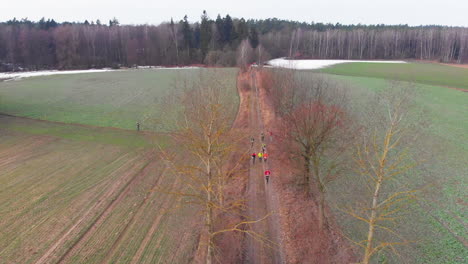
304, 155, 310, 190
318, 186, 325, 230
312, 155, 326, 230
206, 129, 213, 264
206, 196, 213, 264
363, 179, 382, 264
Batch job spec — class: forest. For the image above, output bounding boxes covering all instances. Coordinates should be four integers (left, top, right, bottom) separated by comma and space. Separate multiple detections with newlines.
0, 11, 467, 71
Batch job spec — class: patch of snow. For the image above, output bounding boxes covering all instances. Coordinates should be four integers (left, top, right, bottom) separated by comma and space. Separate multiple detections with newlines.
134, 65, 201, 70
0, 69, 118, 81
267, 58, 406, 70
0, 66, 202, 81
150, 66, 201, 70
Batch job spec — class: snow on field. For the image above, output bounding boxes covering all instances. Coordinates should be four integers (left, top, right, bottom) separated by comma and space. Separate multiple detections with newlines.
0, 66, 201, 81
267, 58, 406, 70
136, 65, 201, 69
0, 69, 118, 81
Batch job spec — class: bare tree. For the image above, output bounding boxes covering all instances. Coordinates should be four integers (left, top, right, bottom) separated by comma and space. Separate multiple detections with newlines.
157, 71, 273, 263
271, 71, 353, 229
237, 39, 254, 71
343, 88, 422, 264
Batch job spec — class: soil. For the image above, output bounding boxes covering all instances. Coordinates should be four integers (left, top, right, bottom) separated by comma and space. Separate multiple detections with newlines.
441, 63, 468, 69
129, 167, 181, 264
410, 59, 468, 69
244, 69, 282, 263
218, 67, 357, 263
35, 152, 154, 264
444, 86, 468, 92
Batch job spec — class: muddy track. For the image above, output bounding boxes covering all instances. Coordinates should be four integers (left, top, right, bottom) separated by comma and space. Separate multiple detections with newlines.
242, 69, 283, 264
256, 69, 357, 263
34, 153, 153, 264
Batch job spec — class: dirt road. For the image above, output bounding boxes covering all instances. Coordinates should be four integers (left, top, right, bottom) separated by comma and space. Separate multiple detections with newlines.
238, 68, 355, 264
244, 69, 284, 264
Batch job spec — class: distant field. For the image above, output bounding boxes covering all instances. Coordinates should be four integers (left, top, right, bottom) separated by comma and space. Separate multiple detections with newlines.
0, 115, 197, 263
0, 68, 239, 131
320, 62, 468, 90
322, 74, 468, 263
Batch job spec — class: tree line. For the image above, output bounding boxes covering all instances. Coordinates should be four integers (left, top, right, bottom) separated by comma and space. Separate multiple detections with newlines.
158, 68, 427, 263
1, 12, 467, 71
266, 69, 425, 263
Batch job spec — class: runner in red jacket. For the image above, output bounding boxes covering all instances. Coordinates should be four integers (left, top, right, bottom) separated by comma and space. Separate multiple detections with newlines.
264, 169, 271, 183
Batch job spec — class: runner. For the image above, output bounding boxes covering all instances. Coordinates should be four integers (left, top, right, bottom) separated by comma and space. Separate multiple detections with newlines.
269, 131, 273, 142
250, 137, 255, 147
251, 152, 256, 164
261, 132, 265, 142
262, 143, 267, 153
263, 152, 269, 162
258, 152, 263, 162
264, 169, 271, 183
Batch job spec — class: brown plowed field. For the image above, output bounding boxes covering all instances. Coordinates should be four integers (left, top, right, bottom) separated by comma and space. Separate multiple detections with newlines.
0, 115, 198, 263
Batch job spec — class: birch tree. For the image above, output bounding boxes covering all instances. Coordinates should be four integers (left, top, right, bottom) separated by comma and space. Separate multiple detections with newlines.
344, 93, 420, 264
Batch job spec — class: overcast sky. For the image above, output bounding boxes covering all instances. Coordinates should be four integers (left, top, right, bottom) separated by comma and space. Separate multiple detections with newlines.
3, 0, 468, 27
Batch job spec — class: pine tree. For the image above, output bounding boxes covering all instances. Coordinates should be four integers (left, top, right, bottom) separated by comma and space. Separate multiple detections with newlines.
45, 19, 58, 29
200, 10, 212, 60
109, 17, 119, 27
181, 15, 192, 50
215, 14, 224, 47
200, 10, 211, 59
170, 18, 179, 64
248, 26, 259, 49
237, 18, 248, 41
180, 15, 193, 62
223, 15, 235, 45
39, 18, 46, 30
193, 23, 201, 49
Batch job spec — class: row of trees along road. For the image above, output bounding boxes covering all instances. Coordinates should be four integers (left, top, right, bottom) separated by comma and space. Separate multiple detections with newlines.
268, 70, 424, 263
156, 72, 274, 264
158, 69, 426, 263
1, 13, 468, 71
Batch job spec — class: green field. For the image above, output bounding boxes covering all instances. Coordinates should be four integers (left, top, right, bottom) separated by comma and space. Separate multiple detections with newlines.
0, 68, 239, 131
0, 68, 240, 263
319, 68, 468, 263
320, 62, 468, 90
0, 115, 197, 263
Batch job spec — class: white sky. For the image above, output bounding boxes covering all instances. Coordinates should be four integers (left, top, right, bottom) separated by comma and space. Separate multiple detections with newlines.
2, 0, 468, 27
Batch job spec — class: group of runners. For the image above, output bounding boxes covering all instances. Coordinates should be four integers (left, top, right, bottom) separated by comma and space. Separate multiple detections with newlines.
250, 131, 273, 184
